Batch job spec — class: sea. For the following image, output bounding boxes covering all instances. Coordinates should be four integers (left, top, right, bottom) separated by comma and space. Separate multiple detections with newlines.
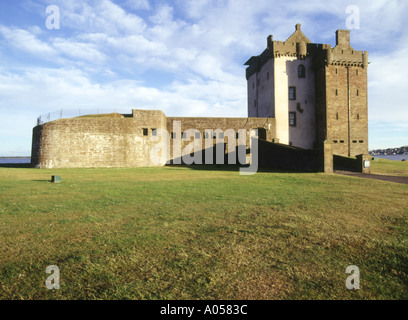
0, 158, 31, 164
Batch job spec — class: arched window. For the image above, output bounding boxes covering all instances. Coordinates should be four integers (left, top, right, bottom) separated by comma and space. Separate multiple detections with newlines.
298, 64, 306, 78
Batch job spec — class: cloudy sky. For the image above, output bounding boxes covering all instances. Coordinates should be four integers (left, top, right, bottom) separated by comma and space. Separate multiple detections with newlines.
0, 0, 407, 156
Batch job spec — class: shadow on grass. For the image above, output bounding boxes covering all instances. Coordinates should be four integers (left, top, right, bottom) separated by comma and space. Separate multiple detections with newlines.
165, 164, 317, 174
0, 163, 33, 168
0, 162, 318, 175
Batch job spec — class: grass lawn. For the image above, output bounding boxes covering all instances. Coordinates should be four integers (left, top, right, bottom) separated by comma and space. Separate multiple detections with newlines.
0, 162, 407, 300
370, 158, 408, 177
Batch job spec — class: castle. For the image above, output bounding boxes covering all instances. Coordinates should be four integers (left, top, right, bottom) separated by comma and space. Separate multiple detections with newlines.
245, 24, 368, 156
31, 24, 370, 172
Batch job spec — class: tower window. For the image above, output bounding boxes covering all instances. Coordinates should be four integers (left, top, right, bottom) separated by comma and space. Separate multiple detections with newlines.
289, 87, 296, 100
152, 129, 157, 136
336, 89, 338, 96
143, 128, 148, 136
336, 112, 339, 120
289, 112, 296, 127
298, 65, 306, 78
357, 89, 359, 96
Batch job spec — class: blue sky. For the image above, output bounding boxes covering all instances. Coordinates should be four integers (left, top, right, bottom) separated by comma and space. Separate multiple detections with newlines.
0, 0, 407, 156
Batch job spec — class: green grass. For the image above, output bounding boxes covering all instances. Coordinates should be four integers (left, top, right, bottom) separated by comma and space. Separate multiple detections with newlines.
370, 158, 408, 177
0, 164, 407, 300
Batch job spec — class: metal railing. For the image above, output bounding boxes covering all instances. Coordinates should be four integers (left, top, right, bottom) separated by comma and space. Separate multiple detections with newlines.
36, 108, 133, 126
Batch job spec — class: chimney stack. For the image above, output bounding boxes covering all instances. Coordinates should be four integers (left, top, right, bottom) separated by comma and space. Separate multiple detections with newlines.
336, 30, 351, 47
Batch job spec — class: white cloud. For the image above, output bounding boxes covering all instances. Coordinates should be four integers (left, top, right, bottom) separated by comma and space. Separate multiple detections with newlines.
58, 0, 147, 35
0, 65, 244, 119
106, 34, 168, 59
123, 0, 151, 11
149, 3, 174, 24
0, 25, 56, 56
368, 45, 408, 123
52, 38, 107, 63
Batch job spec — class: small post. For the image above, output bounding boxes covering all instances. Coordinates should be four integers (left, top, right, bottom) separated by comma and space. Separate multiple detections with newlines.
323, 140, 334, 173
357, 154, 371, 173
51, 176, 62, 183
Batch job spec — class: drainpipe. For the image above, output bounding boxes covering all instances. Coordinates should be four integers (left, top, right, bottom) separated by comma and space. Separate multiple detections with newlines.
256, 71, 259, 117
347, 66, 351, 157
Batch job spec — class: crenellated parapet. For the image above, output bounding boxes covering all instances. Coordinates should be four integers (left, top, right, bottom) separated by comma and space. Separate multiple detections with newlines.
245, 24, 314, 79
244, 23, 369, 158
245, 24, 369, 79
322, 30, 368, 68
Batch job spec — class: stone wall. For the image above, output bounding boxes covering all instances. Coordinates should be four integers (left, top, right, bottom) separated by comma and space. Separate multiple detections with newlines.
324, 64, 368, 157
257, 139, 323, 172
166, 117, 276, 162
31, 111, 276, 169
31, 111, 168, 169
245, 25, 369, 158
314, 29, 369, 157
247, 59, 275, 118
334, 154, 371, 173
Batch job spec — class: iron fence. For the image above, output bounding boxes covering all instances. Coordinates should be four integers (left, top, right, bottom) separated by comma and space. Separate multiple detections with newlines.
36, 108, 133, 126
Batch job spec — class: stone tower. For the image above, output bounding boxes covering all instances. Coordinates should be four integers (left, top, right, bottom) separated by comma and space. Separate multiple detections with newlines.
244, 24, 368, 157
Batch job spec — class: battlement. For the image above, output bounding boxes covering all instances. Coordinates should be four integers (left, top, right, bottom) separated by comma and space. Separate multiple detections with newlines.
336, 30, 351, 48
272, 41, 299, 57
245, 24, 369, 79
245, 24, 369, 158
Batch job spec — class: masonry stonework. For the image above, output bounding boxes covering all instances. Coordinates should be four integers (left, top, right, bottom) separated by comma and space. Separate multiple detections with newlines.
31, 110, 274, 169
32, 111, 168, 168
31, 24, 369, 172
245, 24, 369, 157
